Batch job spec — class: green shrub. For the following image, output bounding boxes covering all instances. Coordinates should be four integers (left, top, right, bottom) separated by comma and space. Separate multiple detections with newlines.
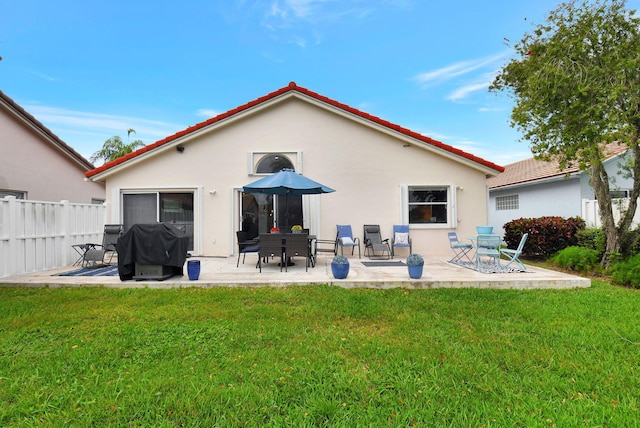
576, 228, 605, 254
504, 216, 585, 258
550, 246, 601, 274
609, 254, 640, 288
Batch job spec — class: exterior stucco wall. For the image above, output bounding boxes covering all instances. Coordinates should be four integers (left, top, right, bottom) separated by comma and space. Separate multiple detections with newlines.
0, 106, 105, 203
489, 176, 581, 236
101, 98, 492, 257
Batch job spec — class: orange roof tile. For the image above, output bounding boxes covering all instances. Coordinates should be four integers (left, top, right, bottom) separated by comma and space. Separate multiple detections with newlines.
488, 142, 628, 188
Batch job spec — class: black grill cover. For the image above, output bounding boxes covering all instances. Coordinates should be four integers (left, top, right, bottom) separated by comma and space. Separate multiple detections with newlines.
116, 223, 190, 280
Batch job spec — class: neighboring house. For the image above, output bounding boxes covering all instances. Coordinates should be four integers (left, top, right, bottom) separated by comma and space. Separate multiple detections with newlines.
487, 143, 630, 235
86, 82, 504, 257
0, 90, 105, 203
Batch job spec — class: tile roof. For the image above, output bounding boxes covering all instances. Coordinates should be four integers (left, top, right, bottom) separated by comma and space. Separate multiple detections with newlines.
0, 90, 96, 171
86, 82, 504, 179
487, 142, 628, 189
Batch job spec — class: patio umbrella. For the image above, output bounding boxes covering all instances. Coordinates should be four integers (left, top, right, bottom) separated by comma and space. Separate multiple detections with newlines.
243, 168, 335, 195
242, 169, 335, 230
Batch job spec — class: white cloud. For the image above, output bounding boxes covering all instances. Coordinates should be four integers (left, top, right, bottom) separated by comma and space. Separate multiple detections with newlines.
196, 109, 221, 118
413, 51, 508, 89
446, 80, 492, 102
23, 104, 184, 159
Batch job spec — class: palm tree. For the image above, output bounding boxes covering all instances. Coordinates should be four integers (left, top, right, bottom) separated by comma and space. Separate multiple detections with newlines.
90, 128, 145, 164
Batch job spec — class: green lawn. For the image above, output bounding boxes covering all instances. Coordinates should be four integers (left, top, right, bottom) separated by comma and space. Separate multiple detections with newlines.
1, 282, 638, 427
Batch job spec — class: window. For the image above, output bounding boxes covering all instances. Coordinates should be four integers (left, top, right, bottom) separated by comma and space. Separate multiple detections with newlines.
0, 189, 26, 199
610, 189, 630, 199
496, 195, 519, 210
407, 186, 450, 225
256, 154, 294, 174
250, 151, 301, 175
122, 192, 194, 250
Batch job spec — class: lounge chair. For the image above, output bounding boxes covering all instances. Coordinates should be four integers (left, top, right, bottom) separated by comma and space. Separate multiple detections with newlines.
500, 233, 528, 271
236, 231, 259, 267
72, 224, 123, 267
336, 225, 361, 258
448, 232, 473, 263
363, 224, 391, 260
475, 234, 501, 270
391, 224, 412, 258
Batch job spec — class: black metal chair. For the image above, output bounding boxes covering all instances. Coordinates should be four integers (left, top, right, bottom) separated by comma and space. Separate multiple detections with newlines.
236, 231, 259, 267
72, 224, 123, 267
363, 224, 391, 260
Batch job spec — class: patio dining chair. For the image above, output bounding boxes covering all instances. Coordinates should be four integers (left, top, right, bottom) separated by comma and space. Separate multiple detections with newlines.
72, 224, 123, 267
258, 233, 286, 272
363, 224, 391, 260
236, 231, 259, 267
391, 225, 412, 258
336, 224, 361, 258
285, 233, 312, 271
500, 233, 528, 271
448, 232, 473, 263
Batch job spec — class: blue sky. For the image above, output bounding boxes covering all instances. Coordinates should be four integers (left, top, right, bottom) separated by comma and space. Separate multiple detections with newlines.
3, 0, 638, 165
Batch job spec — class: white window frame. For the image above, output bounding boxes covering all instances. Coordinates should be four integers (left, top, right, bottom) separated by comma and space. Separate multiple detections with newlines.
247, 151, 302, 176
400, 184, 457, 228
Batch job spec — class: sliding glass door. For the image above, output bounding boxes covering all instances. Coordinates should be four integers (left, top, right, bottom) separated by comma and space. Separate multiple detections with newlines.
123, 192, 194, 250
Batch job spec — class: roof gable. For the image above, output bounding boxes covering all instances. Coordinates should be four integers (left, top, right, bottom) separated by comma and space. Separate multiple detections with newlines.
0, 90, 95, 171
86, 82, 504, 179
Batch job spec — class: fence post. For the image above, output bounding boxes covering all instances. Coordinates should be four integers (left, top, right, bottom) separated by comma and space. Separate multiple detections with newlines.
6, 196, 18, 277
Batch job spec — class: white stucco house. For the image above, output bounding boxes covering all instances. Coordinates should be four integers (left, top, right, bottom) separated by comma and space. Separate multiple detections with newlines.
86, 82, 504, 257
0, 90, 105, 203
487, 143, 630, 235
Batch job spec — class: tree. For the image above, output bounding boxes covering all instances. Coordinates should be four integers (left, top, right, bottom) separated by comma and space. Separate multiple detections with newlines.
490, 0, 640, 266
90, 128, 145, 165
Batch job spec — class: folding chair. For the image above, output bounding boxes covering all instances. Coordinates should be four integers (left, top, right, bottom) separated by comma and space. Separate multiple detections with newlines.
500, 233, 528, 271
448, 232, 473, 263
363, 224, 391, 260
336, 225, 361, 258
73, 224, 123, 267
391, 225, 412, 259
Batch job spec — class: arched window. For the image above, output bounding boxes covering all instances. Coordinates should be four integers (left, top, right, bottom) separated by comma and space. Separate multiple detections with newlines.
256, 154, 294, 174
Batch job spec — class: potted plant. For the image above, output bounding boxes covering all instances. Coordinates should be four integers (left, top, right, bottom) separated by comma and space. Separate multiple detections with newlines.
331, 254, 350, 279
406, 253, 424, 279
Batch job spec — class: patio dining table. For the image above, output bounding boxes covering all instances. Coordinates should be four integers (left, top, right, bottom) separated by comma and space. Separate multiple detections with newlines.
256, 233, 317, 270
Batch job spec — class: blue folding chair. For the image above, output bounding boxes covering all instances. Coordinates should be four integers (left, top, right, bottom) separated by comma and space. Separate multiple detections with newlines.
336, 224, 361, 258
448, 232, 473, 263
391, 225, 412, 258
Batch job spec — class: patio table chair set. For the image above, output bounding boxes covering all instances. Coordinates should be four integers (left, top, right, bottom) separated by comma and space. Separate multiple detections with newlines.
448, 231, 528, 273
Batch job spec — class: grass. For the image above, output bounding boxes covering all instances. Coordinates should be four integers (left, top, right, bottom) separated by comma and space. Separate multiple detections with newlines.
1, 282, 639, 427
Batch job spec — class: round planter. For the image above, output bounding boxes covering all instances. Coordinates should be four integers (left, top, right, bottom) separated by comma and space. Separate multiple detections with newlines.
408, 264, 423, 279
187, 260, 201, 280
331, 262, 349, 279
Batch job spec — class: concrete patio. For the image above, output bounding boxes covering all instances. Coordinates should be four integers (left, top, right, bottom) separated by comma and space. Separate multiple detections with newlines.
0, 254, 590, 290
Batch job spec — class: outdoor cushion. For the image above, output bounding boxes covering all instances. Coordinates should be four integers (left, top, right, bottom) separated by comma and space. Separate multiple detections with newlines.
394, 232, 409, 245
340, 237, 355, 245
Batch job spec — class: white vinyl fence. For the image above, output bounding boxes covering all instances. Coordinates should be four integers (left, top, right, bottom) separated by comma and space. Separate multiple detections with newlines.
582, 198, 640, 228
0, 196, 107, 278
